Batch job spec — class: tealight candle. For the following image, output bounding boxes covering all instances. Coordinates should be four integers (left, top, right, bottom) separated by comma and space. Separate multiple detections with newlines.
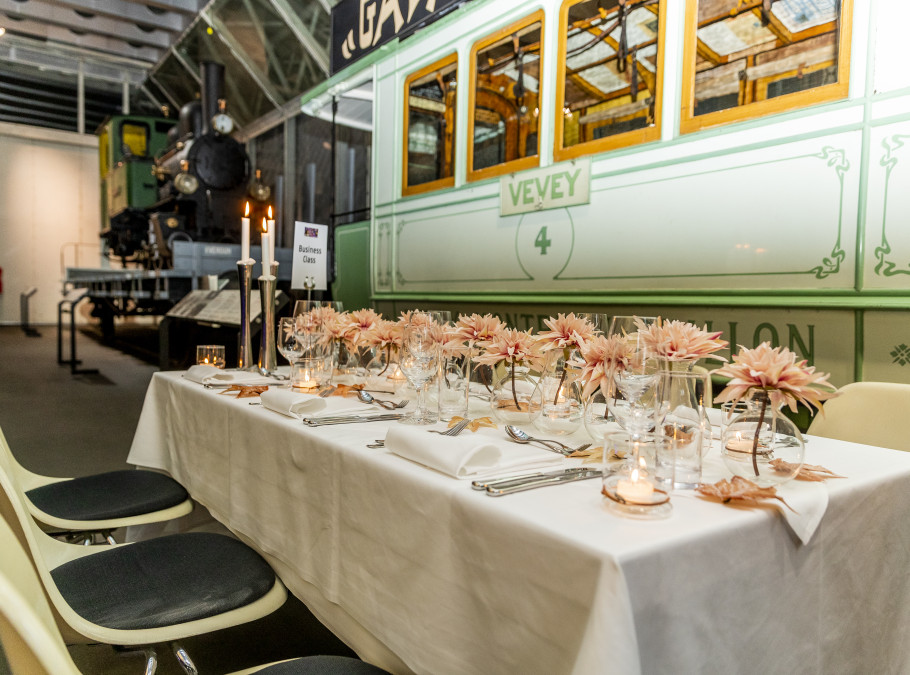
725, 431, 754, 453
616, 468, 653, 503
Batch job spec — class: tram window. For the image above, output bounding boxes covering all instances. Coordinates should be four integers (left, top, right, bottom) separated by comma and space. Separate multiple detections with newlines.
554, 0, 665, 162
680, 0, 852, 134
403, 53, 457, 196
121, 122, 150, 158
468, 11, 544, 182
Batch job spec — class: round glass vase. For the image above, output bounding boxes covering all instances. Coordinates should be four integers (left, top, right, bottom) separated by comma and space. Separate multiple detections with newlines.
720, 391, 805, 487
533, 351, 583, 436
489, 364, 542, 427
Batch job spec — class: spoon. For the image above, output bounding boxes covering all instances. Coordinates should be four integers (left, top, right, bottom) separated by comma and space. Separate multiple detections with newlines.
505, 425, 572, 456
357, 390, 400, 410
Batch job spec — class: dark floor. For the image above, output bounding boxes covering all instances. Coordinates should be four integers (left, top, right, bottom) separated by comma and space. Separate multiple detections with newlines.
0, 324, 356, 675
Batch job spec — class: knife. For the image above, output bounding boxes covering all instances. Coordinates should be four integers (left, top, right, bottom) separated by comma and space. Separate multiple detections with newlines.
302, 414, 405, 426
485, 468, 602, 496
471, 467, 594, 491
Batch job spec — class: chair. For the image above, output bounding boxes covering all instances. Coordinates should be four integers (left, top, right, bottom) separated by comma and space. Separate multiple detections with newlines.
0, 428, 287, 674
1, 425, 192, 544
0, 515, 389, 675
807, 381, 910, 451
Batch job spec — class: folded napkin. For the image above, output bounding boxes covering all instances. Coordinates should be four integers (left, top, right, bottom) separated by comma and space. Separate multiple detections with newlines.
260, 388, 369, 418
184, 365, 275, 386
385, 426, 563, 479
261, 389, 327, 418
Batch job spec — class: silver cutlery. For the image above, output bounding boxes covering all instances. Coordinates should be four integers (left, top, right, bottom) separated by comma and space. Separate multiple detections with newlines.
302, 413, 405, 426
429, 418, 472, 437
366, 440, 385, 449
485, 468, 602, 496
505, 425, 585, 456
318, 386, 337, 398
472, 467, 594, 491
357, 391, 409, 410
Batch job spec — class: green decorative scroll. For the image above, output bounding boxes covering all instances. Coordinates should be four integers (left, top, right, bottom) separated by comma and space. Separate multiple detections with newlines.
873, 134, 910, 277
808, 146, 849, 279
376, 221, 393, 288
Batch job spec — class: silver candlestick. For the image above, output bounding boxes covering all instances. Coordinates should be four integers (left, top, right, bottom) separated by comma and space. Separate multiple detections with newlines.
237, 260, 254, 370
258, 273, 278, 374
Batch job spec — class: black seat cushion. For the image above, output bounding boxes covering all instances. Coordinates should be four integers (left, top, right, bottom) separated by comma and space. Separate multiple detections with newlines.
257, 656, 391, 675
26, 470, 188, 521
51, 532, 275, 630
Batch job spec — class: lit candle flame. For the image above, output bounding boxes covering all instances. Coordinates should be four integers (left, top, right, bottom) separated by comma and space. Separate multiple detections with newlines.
268, 205, 273, 219
630, 468, 640, 482
262, 217, 268, 233
244, 201, 250, 217
735, 431, 742, 442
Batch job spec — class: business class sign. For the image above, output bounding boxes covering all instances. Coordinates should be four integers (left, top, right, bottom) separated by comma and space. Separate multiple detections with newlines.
331, 0, 472, 74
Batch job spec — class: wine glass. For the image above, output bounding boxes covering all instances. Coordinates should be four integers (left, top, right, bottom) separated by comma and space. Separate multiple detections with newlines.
277, 317, 304, 365
398, 314, 440, 425
608, 315, 657, 337
607, 335, 661, 438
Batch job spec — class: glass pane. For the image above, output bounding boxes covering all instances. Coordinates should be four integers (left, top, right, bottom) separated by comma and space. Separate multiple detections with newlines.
121, 122, 150, 157
472, 18, 542, 173
692, 0, 842, 116
212, 0, 327, 104
151, 53, 198, 111
406, 57, 457, 189
561, 0, 660, 147
177, 21, 276, 127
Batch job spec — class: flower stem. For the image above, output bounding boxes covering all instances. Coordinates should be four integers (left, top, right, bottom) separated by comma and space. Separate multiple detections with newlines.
553, 348, 569, 406
511, 361, 520, 411
752, 395, 768, 477
377, 345, 391, 376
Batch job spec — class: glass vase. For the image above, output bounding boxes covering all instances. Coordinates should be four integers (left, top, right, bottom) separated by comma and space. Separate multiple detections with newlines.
583, 386, 614, 442
720, 391, 805, 487
490, 364, 542, 427
533, 350, 583, 435
656, 369, 711, 489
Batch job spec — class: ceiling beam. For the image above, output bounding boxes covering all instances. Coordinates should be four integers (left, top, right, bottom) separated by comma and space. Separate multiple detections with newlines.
269, 0, 330, 76
0, 0, 175, 49
118, 0, 202, 15
1, 17, 163, 63
32, 0, 189, 33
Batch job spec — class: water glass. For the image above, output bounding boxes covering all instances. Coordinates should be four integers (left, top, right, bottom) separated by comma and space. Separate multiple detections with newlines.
438, 355, 469, 421
196, 345, 225, 368
656, 370, 710, 489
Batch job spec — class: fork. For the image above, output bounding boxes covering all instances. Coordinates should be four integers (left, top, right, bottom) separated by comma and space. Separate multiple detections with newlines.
429, 418, 472, 437
318, 386, 337, 398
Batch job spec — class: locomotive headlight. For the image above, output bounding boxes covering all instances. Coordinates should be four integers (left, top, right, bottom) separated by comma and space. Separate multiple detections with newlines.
174, 159, 199, 195
174, 172, 199, 195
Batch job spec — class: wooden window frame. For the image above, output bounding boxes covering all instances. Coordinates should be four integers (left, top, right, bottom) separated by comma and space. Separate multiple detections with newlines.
402, 52, 458, 197
554, 0, 666, 163
467, 10, 545, 183
679, 0, 853, 135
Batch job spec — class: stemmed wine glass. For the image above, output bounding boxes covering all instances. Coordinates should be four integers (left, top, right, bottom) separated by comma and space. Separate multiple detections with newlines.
278, 317, 304, 365
398, 312, 441, 425
608, 315, 657, 338
606, 333, 661, 438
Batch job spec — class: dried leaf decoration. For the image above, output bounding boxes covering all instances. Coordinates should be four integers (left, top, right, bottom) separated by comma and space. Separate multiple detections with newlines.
333, 384, 365, 397
218, 385, 269, 398
696, 476, 795, 512
447, 416, 496, 432
568, 446, 629, 465
770, 458, 845, 482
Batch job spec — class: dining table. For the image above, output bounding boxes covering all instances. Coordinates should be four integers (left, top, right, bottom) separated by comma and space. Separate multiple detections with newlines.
127, 370, 910, 675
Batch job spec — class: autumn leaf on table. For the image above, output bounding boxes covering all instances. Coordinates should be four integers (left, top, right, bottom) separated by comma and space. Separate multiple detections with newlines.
218, 385, 269, 398
770, 459, 845, 482
447, 416, 496, 432
333, 384, 365, 397
696, 476, 796, 512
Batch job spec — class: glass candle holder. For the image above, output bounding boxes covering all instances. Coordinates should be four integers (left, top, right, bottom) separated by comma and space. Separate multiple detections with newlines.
290, 357, 328, 390
196, 345, 226, 368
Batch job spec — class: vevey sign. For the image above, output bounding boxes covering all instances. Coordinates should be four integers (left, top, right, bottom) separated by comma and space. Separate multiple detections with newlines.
500, 160, 591, 216
331, 0, 472, 74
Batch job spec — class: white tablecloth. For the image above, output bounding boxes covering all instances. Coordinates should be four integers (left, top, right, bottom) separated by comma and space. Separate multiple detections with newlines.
129, 371, 910, 675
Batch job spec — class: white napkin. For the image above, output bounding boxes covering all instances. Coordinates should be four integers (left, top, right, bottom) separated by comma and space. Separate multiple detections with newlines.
385, 426, 563, 479
773, 480, 829, 545
261, 389, 327, 418
184, 365, 275, 386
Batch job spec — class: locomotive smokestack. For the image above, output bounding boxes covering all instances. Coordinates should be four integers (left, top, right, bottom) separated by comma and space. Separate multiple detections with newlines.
200, 61, 225, 136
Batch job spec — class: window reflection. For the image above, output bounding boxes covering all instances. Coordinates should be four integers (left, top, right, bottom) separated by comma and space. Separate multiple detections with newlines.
683, 0, 850, 131
557, 0, 663, 159
404, 54, 457, 195
469, 13, 543, 181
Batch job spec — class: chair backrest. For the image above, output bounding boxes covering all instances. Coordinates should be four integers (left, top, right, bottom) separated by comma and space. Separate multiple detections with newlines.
0, 515, 81, 675
807, 381, 910, 451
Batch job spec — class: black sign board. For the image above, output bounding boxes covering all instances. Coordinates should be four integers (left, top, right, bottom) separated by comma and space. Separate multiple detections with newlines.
331, 0, 472, 74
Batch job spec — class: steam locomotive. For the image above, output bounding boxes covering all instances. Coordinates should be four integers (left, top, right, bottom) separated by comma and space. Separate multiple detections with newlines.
98, 62, 263, 268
